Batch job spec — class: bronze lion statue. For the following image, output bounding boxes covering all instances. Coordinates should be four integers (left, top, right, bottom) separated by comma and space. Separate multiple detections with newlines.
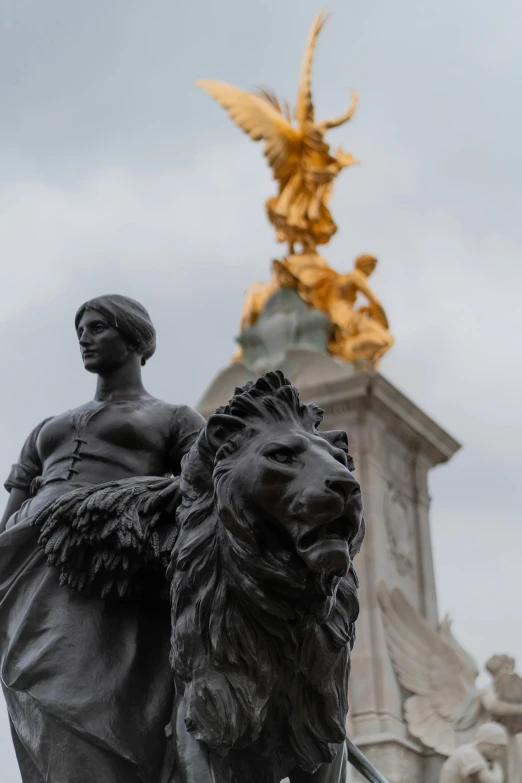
167, 371, 365, 783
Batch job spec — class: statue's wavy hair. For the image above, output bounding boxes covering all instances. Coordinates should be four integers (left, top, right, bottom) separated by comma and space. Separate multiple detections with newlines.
75, 294, 156, 366
170, 371, 361, 771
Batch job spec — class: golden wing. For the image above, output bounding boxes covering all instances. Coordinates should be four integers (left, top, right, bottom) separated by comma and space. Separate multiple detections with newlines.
295, 9, 328, 128
197, 79, 301, 179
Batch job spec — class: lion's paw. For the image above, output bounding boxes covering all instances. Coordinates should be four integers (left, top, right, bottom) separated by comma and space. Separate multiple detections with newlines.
184, 672, 267, 750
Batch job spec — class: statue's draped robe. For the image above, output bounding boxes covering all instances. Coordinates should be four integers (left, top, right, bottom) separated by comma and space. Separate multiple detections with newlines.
0, 400, 203, 783
508, 735, 522, 782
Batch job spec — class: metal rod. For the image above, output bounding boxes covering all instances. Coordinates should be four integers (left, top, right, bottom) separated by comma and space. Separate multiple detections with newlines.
345, 738, 392, 783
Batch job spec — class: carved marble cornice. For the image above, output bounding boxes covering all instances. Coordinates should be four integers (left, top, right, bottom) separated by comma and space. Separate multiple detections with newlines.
298, 372, 460, 466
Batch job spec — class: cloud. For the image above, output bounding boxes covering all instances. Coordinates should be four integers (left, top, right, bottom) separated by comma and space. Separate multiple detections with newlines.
0, 142, 270, 320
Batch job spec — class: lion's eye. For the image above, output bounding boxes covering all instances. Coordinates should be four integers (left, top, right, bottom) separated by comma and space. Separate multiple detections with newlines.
269, 449, 295, 465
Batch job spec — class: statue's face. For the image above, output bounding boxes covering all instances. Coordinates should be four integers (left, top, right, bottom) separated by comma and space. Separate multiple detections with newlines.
77, 310, 135, 374
357, 258, 376, 277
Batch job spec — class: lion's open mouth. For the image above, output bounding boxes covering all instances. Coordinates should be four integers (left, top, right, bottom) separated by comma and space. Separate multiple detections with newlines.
297, 517, 349, 552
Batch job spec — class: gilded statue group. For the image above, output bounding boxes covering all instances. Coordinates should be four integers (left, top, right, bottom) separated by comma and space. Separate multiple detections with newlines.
198, 10, 394, 369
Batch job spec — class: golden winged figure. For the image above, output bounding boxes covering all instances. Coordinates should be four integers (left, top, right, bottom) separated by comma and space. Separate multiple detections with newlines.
197, 9, 358, 254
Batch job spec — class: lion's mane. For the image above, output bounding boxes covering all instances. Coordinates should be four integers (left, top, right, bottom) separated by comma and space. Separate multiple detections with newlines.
170, 371, 361, 775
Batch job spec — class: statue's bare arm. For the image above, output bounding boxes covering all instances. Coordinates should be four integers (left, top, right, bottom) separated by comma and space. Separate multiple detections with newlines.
482, 689, 522, 716
0, 488, 30, 534
337, 273, 387, 322
337, 272, 373, 303
350, 276, 388, 327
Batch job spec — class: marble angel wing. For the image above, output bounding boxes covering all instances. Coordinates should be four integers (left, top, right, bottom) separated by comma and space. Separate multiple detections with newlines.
439, 615, 480, 682
438, 615, 484, 732
377, 583, 481, 755
196, 79, 301, 180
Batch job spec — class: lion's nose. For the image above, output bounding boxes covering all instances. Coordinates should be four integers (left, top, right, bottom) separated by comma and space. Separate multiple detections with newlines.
325, 475, 359, 503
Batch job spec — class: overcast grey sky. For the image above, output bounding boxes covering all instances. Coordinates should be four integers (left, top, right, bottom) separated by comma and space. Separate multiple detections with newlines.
1, 1, 521, 779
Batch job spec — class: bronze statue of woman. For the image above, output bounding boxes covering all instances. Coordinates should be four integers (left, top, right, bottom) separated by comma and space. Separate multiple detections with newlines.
0, 295, 204, 783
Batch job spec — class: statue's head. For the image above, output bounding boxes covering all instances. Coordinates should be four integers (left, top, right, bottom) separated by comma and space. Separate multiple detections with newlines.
203, 371, 364, 582
75, 294, 156, 374
485, 654, 515, 678
355, 253, 378, 278
475, 722, 508, 762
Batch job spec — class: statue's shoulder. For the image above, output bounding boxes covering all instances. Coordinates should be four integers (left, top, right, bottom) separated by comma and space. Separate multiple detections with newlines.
21, 414, 57, 446
147, 398, 203, 422
146, 399, 205, 450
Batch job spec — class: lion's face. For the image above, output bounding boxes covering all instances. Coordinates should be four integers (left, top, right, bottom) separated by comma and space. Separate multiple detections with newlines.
207, 415, 363, 579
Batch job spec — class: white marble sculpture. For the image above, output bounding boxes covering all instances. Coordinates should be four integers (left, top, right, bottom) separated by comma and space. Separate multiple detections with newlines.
377, 583, 522, 781
439, 723, 507, 783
